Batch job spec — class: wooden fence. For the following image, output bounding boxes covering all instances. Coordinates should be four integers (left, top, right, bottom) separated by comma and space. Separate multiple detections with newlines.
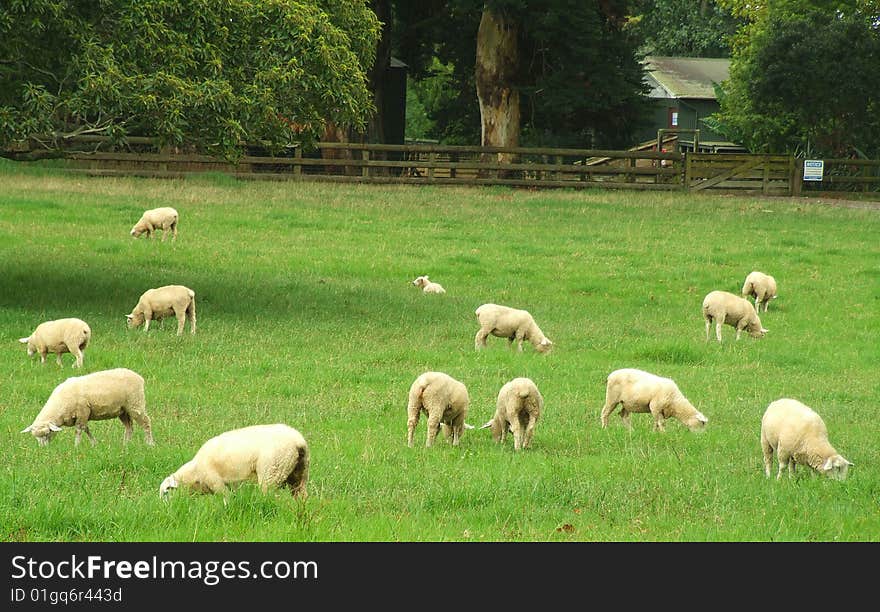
6, 137, 880, 196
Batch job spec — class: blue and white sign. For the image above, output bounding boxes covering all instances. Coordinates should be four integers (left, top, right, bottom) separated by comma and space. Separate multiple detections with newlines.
803, 159, 824, 181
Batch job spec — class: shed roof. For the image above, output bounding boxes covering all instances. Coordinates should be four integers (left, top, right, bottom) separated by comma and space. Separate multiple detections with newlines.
643, 56, 730, 100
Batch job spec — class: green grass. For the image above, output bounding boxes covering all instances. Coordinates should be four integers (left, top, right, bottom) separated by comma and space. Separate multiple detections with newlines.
1, 162, 878, 542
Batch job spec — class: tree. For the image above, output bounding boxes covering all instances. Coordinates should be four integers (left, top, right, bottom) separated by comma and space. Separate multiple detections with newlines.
709, 2, 880, 156
629, 0, 742, 57
0, 0, 380, 158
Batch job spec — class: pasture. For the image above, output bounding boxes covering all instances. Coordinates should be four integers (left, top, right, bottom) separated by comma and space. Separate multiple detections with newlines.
0, 160, 878, 542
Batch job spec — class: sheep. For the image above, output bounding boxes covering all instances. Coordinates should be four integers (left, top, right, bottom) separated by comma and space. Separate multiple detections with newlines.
761, 398, 853, 481
130, 206, 179, 241
159, 424, 309, 500
412, 275, 446, 294
701, 290, 767, 342
126, 284, 196, 335
600, 368, 708, 433
19, 317, 91, 368
741, 271, 778, 312
474, 303, 553, 353
480, 377, 544, 450
406, 371, 469, 448
21, 367, 153, 447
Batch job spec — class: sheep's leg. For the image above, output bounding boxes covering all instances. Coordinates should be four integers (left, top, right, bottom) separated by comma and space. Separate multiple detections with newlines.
143, 315, 152, 333
83, 425, 97, 446
761, 435, 773, 478
600, 397, 618, 428
425, 412, 442, 447
174, 308, 186, 336
704, 318, 711, 342
650, 402, 666, 433
735, 324, 743, 340
406, 405, 420, 448
514, 330, 525, 352
119, 413, 133, 444
776, 451, 791, 480
441, 423, 453, 440
69, 344, 84, 368
171, 222, 178, 241
523, 415, 537, 449
474, 328, 489, 350
39, 350, 48, 364
509, 418, 523, 450
187, 301, 196, 334
715, 321, 724, 342
55, 352, 64, 367
450, 418, 464, 447
620, 409, 633, 430
128, 410, 154, 446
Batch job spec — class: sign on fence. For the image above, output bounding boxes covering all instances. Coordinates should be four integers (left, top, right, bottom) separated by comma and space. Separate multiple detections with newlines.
803, 159, 824, 181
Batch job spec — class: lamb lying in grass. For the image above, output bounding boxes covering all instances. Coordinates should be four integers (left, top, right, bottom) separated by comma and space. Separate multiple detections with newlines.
761, 398, 852, 480
126, 284, 196, 335
19, 318, 91, 368
21, 368, 153, 446
131, 206, 179, 241
474, 303, 553, 353
406, 371, 470, 447
412, 275, 446, 294
481, 377, 544, 450
600, 368, 708, 432
741, 271, 778, 312
160, 424, 309, 500
702, 290, 767, 342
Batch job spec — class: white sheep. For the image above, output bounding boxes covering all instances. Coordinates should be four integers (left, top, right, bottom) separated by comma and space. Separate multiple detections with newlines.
761, 398, 853, 480
159, 424, 309, 499
600, 368, 708, 432
126, 284, 196, 335
741, 271, 778, 312
130, 206, 179, 241
701, 290, 767, 342
412, 275, 446, 294
19, 317, 91, 368
406, 371, 470, 448
474, 303, 553, 353
21, 367, 154, 447
480, 377, 544, 450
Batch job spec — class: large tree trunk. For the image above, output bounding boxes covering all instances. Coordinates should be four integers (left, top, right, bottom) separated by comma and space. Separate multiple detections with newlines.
475, 7, 519, 173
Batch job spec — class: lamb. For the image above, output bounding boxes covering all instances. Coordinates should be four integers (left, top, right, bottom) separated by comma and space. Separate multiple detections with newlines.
480, 377, 544, 450
19, 318, 91, 368
701, 290, 767, 342
21, 367, 153, 447
412, 275, 446, 294
741, 271, 778, 312
761, 398, 853, 480
130, 206, 179, 241
600, 368, 708, 432
126, 284, 196, 335
406, 371, 470, 448
474, 303, 553, 353
159, 424, 309, 499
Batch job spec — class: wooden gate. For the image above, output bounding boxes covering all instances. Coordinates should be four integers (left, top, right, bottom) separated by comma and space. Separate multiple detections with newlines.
686, 154, 793, 195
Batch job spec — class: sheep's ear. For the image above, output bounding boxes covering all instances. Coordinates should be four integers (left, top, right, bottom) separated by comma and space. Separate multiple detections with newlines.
480, 420, 493, 429
48, 423, 63, 432
846, 459, 854, 467
697, 413, 708, 424
761, 328, 769, 333
20, 425, 33, 433
125, 314, 133, 320
18, 337, 29, 344
541, 338, 551, 346
822, 458, 834, 471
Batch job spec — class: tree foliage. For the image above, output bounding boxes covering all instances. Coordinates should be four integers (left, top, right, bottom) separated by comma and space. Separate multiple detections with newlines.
629, 0, 742, 57
0, 0, 380, 157
395, 0, 651, 147
709, 2, 880, 156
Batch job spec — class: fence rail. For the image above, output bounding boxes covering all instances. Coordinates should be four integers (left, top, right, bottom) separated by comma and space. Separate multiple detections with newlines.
5, 137, 880, 196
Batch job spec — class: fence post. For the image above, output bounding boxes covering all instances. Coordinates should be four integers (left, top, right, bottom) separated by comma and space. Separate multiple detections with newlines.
427, 152, 436, 182
791, 157, 803, 197
762, 155, 770, 195
450, 153, 457, 179
684, 152, 692, 191
293, 147, 302, 179
361, 149, 370, 179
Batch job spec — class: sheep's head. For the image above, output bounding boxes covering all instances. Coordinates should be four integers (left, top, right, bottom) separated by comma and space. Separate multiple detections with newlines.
126, 311, 144, 328
748, 316, 767, 338
18, 337, 35, 356
685, 410, 709, 433
21, 422, 63, 446
412, 276, 428, 288
130, 223, 145, 238
159, 475, 178, 499
535, 338, 554, 354
820, 455, 853, 481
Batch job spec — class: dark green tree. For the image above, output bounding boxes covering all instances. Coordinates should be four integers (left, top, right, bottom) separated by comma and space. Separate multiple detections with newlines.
0, 0, 380, 158
629, 0, 742, 57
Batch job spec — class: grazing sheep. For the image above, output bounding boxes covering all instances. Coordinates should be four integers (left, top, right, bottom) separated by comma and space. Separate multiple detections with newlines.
412, 275, 446, 294
761, 398, 853, 480
702, 290, 767, 342
406, 371, 469, 448
21, 367, 153, 447
474, 303, 553, 353
480, 377, 544, 450
600, 368, 708, 433
126, 284, 196, 335
159, 424, 309, 499
741, 271, 778, 312
130, 206, 179, 241
19, 318, 91, 368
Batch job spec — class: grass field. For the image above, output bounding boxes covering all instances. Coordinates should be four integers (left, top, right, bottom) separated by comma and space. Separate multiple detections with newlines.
1, 161, 878, 542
